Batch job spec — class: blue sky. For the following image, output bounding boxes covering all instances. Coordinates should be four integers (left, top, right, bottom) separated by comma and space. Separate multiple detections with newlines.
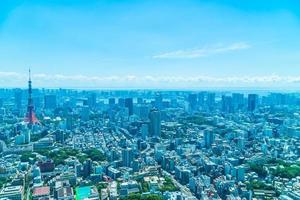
0, 0, 300, 88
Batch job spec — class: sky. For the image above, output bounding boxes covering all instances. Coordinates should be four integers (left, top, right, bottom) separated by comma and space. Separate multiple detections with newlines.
0, 0, 300, 89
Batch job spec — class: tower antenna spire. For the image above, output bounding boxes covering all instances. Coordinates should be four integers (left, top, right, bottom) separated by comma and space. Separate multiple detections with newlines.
29, 68, 31, 81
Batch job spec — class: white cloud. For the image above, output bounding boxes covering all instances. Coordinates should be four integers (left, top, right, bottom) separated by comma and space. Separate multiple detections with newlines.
1, 71, 300, 88
153, 42, 251, 59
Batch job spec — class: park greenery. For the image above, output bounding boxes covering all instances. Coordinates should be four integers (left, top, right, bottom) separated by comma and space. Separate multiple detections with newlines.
140, 180, 149, 193
272, 164, 300, 179
159, 177, 178, 192
20, 152, 37, 163
36, 147, 106, 165
249, 163, 268, 177
0, 177, 10, 189
249, 158, 300, 179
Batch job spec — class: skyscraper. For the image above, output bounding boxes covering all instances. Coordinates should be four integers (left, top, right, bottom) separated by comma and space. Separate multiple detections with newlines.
248, 94, 258, 112
125, 98, 133, 116
149, 108, 161, 138
206, 92, 215, 111
232, 93, 244, 111
221, 95, 233, 113
122, 148, 134, 167
14, 89, 22, 111
204, 129, 214, 148
109, 98, 116, 108
188, 93, 198, 111
87, 93, 97, 108
118, 98, 125, 107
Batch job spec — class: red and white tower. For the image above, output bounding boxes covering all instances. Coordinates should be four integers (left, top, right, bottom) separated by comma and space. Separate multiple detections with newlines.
25, 69, 39, 127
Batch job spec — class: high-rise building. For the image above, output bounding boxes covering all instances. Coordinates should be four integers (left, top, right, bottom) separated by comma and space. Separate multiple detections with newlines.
248, 94, 258, 112
206, 92, 215, 111
81, 106, 90, 121
122, 148, 134, 167
44, 94, 57, 110
125, 98, 133, 116
66, 112, 74, 130
188, 93, 198, 111
149, 108, 161, 138
118, 98, 125, 107
138, 104, 150, 121
140, 123, 149, 140
55, 130, 64, 144
221, 95, 233, 113
83, 159, 93, 178
87, 93, 97, 108
204, 129, 214, 148
14, 89, 22, 111
23, 129, 31, 144
232, 93, 244, 111
109, 98, 116, 108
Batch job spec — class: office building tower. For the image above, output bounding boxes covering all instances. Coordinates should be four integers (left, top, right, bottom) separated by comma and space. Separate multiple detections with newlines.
23, 129, 31, 144
235, 166, 245, 182
33, 96, 42, 110
122, 148, 134, 167
139, 105, 150, 121
81, 106, 90, 121
125, 98, 133, 116
188, 93, 198, 111
109, 98, 115, 107
221, 95, 233, 113
66, 112, 74, 130
206, 92, 215, 111
55, 130, 64, 144
83, 159, 93, 178
118, 98, 125, 107
204, 129, 214, 148
14, 89, 22, 111
141, 123, 149, 140
248, 94, 258, 112
149, 108, 161, 138
44, 94, 57, 110
232, 93, 244, 111
88, 93, 97, 108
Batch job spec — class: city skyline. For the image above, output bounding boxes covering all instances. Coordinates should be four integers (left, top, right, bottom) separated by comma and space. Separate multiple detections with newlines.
1, 0, 300, 88
2, 1, 300, 199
